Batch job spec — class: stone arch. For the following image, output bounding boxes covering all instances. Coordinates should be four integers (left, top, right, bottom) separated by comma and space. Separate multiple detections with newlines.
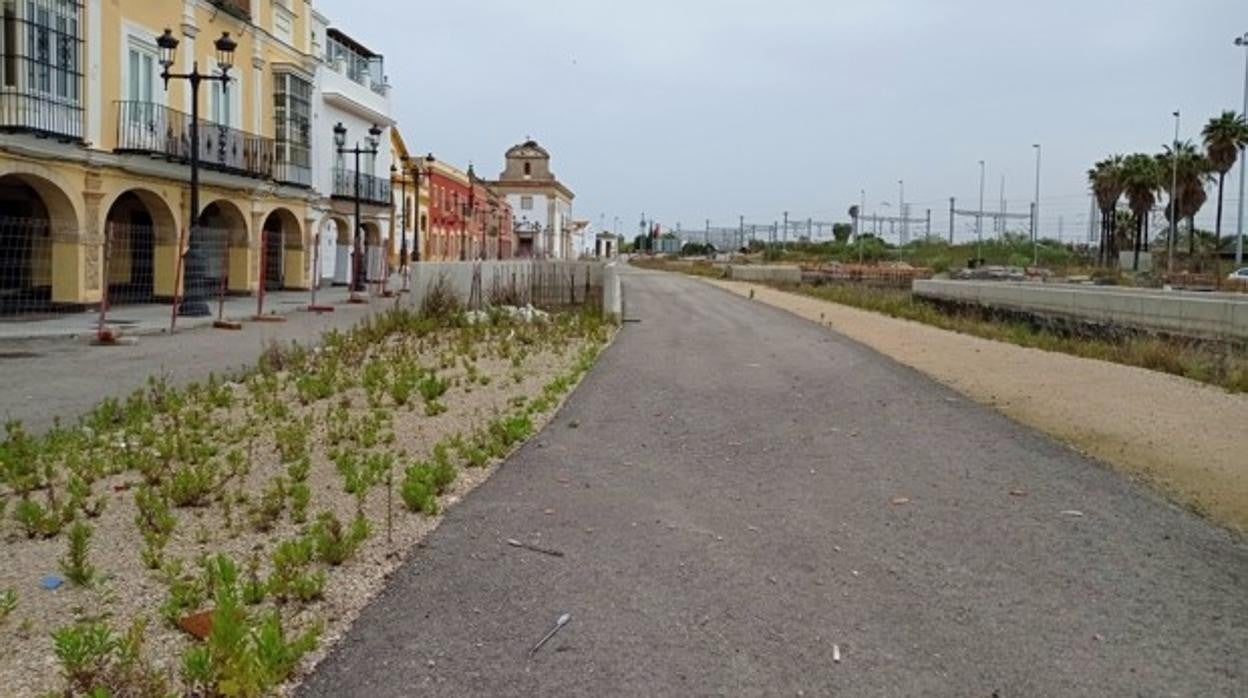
102, 190, 179, 305
362, 221, 382, 247
260, 207, 302, 289
98, 187, 179, 244
193, 199, 250, 289
0, 165, 84, 233
198, 199, 250, 246
0, 172, 82, 312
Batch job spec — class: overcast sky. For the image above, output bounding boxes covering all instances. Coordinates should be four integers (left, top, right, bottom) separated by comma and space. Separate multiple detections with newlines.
317, 0, 1247, 240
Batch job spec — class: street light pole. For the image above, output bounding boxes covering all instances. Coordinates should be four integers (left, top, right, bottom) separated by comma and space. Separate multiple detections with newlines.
1168, 111, 1180, 276
156, 29, 237, 318
417, 153, 435, 262
1033, 144, 1041, 266
977, 160, 986, 264
398, 156, 409, 289
334, 122, 383, 301
1235, 32, 1248, 265
899, 180, 905, 244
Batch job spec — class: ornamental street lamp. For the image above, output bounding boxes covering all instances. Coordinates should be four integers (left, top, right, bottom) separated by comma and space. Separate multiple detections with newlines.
417, 153, 435, 261
461, 164, 476, 261
334, 122, 383, 299
157, 28, 237, 317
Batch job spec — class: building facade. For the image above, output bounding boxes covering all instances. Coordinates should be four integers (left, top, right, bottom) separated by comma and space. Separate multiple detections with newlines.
424, 160, 469, 262
0, 0, 394, 315
309, 11, 394, 286
484, 140, 574, 259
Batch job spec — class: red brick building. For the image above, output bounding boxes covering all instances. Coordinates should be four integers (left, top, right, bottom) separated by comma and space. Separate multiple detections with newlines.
424, 161, 515, 261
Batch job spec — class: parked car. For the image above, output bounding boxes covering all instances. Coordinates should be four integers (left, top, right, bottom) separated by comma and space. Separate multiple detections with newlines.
1228, 267, 1248, 282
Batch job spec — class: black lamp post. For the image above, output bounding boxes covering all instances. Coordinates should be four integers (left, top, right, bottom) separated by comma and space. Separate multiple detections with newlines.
416, 152, 436, 262
397, 155, 410, 274
460, 164, 476, 261
157, 28, 237, 317
334, 122, 383, 297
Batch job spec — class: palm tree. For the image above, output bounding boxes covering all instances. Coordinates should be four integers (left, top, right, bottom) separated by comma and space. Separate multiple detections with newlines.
1088, 155, 1124, 265
1201, 111, 1248, 271
1120, 153, 1160, 271
1156, 140, 1213, 258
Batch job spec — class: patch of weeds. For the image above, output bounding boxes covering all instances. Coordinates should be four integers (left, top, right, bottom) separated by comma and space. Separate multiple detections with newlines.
309, 511, 370, 566
249, 476, 287, 533
181, 583, 320, 696
13, 496, 62, 539
163, 462, 216, 508
135, 486, 176, 570
266, 537, 318, 605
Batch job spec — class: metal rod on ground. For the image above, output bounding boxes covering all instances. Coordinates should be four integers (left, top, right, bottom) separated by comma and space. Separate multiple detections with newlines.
95, 224, 114, 344
170, 226, 186, 333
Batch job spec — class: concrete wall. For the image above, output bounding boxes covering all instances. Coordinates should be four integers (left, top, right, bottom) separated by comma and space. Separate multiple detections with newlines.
914, 280, 1248, 342
727, 265, 803, 285
409, 260, 611, 314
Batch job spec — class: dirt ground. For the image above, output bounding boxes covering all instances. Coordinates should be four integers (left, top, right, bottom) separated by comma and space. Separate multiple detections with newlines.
707, 279, 1248, 535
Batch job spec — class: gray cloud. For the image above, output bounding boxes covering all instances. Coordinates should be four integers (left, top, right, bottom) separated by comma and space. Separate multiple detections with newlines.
317, 0, 1247, 238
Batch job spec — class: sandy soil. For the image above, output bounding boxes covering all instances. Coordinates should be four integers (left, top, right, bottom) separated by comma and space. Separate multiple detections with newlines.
707, 278, 1248, 535
0, 319, 613, 698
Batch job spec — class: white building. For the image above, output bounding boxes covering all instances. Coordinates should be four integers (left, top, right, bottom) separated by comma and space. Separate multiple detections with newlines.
308, 11, 395, 285
485, 140, 575, 259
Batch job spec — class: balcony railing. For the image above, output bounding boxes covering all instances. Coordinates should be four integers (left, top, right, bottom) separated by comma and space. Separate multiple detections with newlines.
325, 35, 388, 96
274, 160, 312, 188
0, 92, 83, 142
333, 168, 391, 206
0, 0, 86, 141
115, 101, 274, 180
209, 0, 250, 20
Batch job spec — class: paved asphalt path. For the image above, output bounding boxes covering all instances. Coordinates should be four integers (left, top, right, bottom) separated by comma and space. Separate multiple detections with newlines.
300, 268, 1248, 697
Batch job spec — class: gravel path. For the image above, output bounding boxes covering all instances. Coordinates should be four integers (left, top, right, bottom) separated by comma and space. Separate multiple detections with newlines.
299, 268, 1248, 697
707, 277, 1248, 535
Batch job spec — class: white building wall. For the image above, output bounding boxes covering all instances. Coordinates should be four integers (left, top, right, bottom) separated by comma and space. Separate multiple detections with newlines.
308, 13, 396, 285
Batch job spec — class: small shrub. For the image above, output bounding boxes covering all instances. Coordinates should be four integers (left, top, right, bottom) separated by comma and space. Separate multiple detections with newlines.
60, 521, 95, 586
399, 470, 438, 516
13, 497, 61, 539
163, 463, 216, 508
249, 476, 287, 532
309, 511, 369, 566
52, 621, 117, 693
421, 274, 462, 321
289, 481, 311, 524
0, 588, 16, 622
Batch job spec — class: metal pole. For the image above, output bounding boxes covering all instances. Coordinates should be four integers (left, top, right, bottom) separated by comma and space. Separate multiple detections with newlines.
998, 175, 1005, 238
1236, 32, 1248, 265
925, 208, 931, 240
1033, 144, 1041, 266
1168, 111, 1180, 276
949, 197, 955, 244
899, 180, 905, 244
782, 211, 788, 247
354, 148, 363, 296
977, 161, 986, 262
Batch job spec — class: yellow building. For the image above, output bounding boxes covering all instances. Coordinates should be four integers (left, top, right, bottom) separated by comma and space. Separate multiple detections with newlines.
0, 0, 327, 314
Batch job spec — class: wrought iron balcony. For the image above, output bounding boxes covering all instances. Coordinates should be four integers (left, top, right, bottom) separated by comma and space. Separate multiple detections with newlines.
115, 101, 275, 180
0, 0, 86, 142
332, 168, 392, 206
